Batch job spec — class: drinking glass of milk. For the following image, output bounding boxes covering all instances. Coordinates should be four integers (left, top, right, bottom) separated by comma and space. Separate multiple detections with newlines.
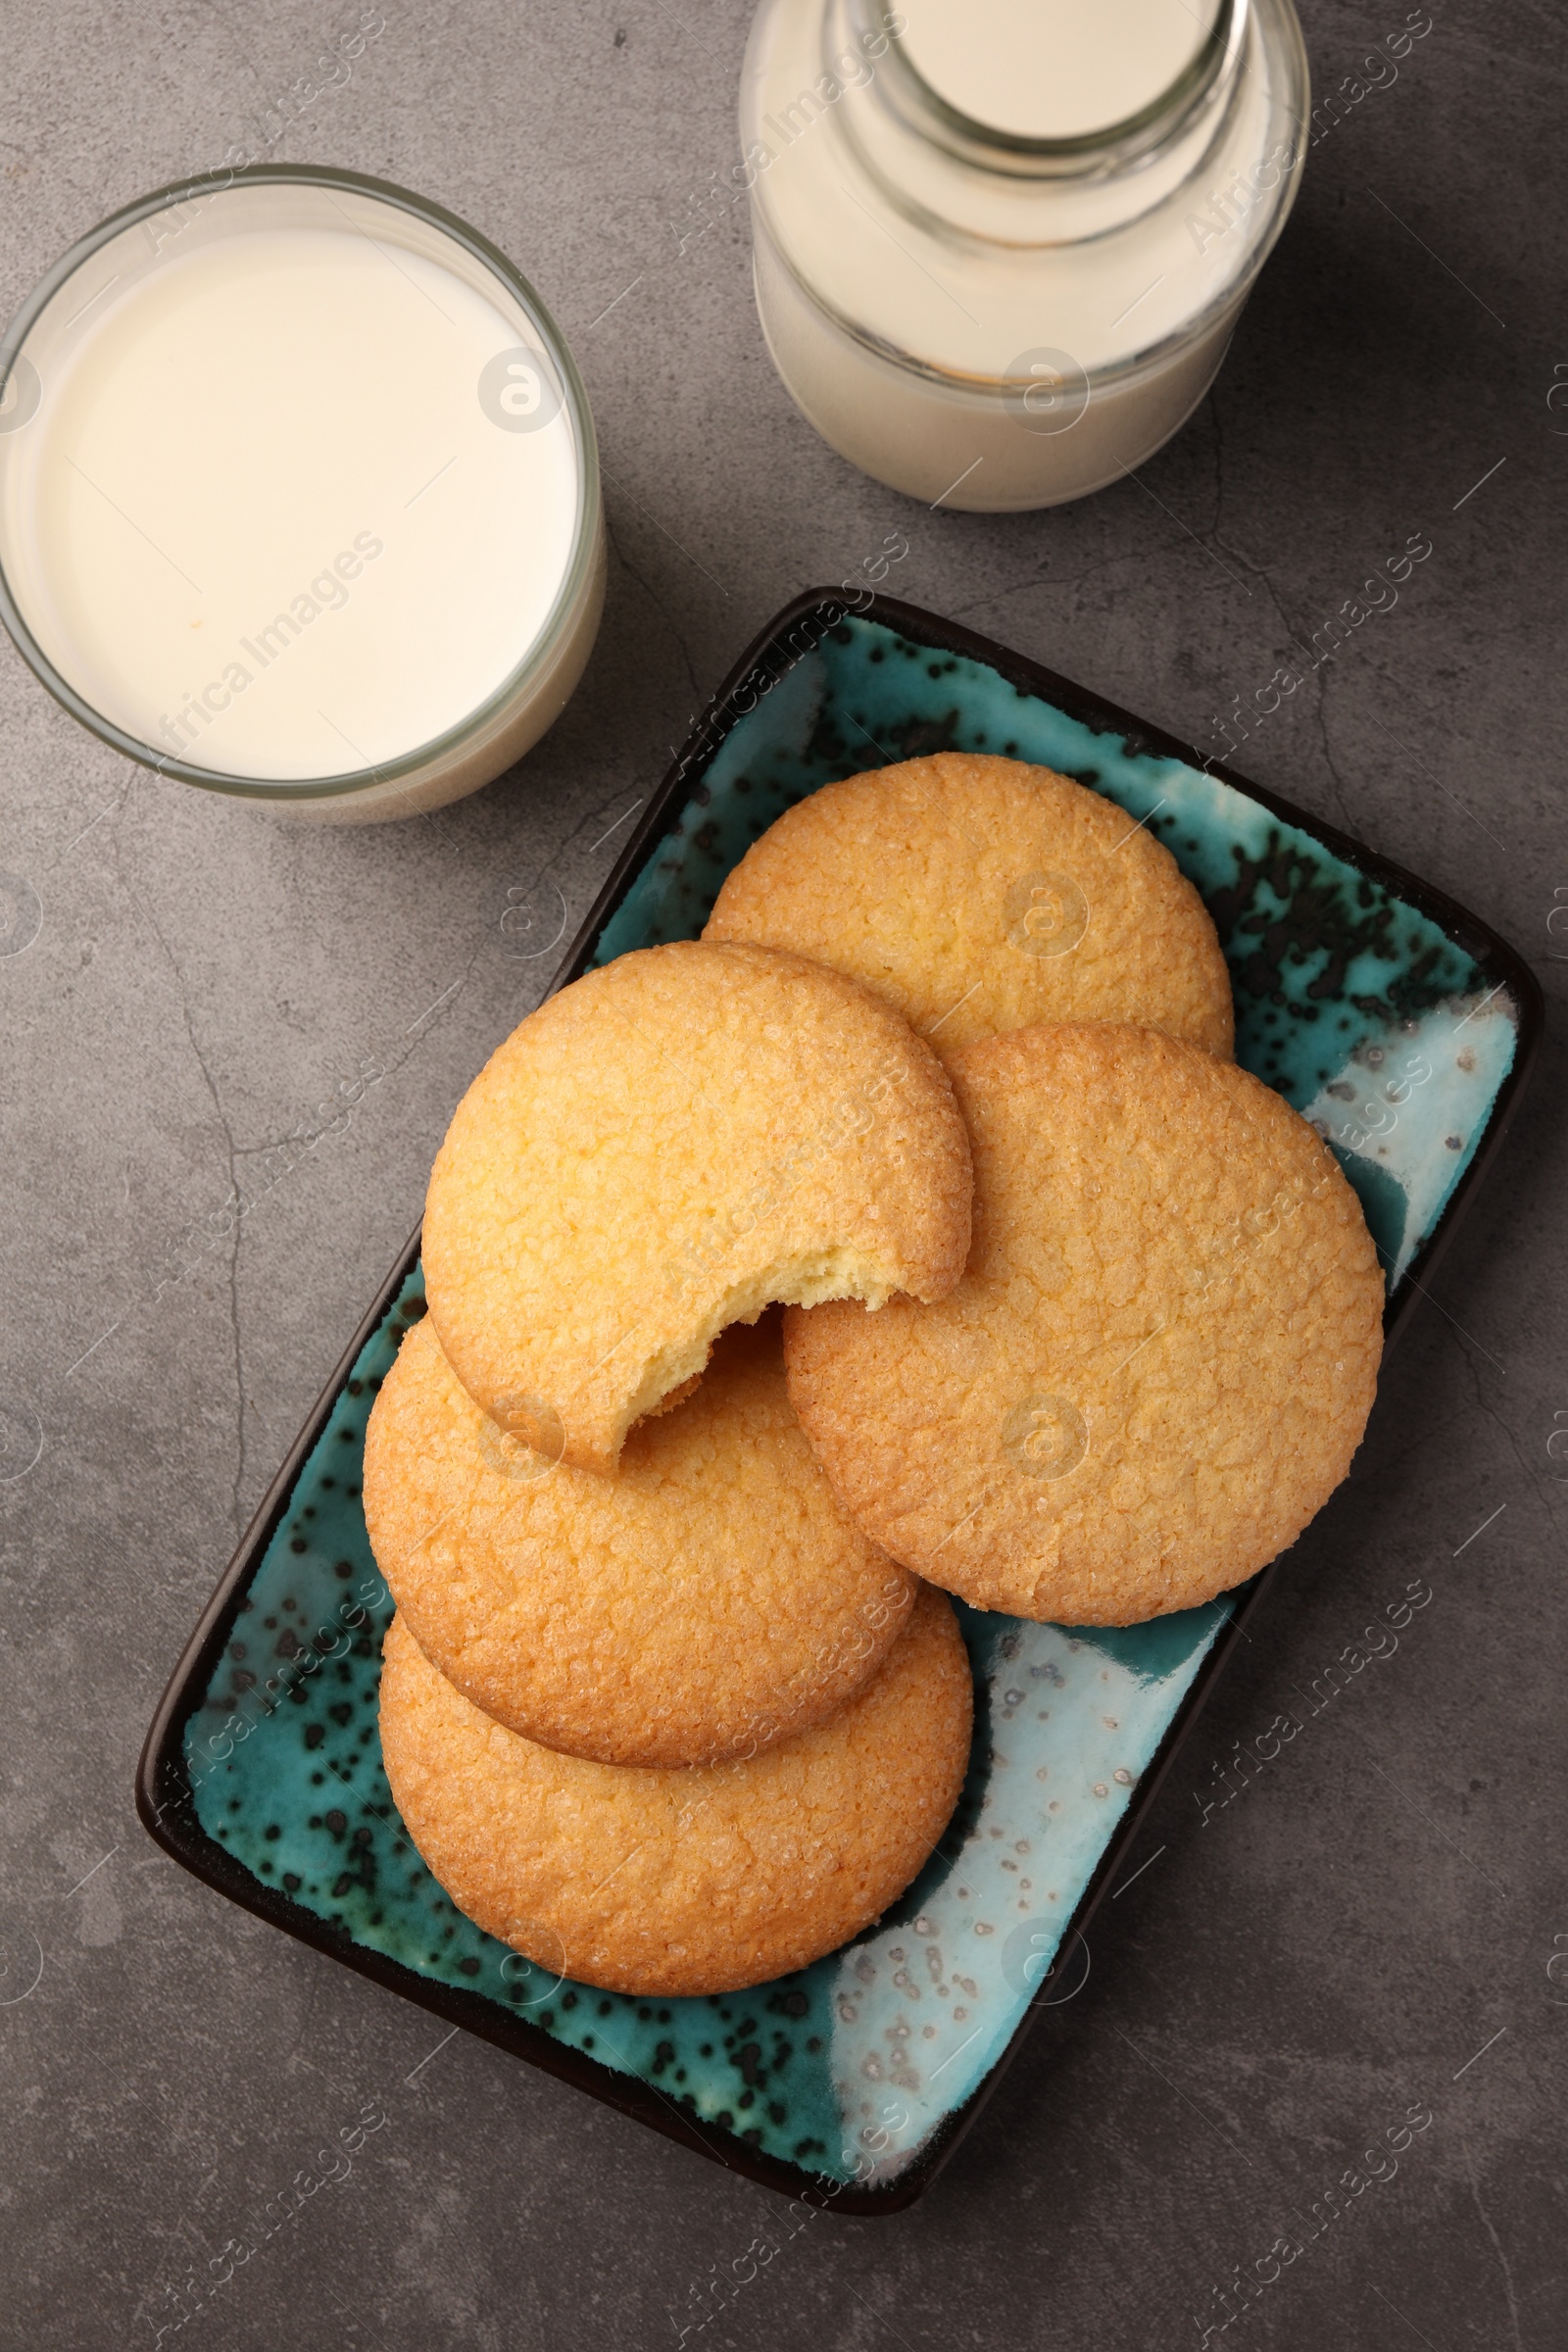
742, 0, 1309, 507
0, 168, 604, 820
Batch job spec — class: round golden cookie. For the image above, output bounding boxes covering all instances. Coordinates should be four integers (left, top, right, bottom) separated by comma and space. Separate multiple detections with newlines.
704, 753, 1234, 1060
422, 939, 971, 1476
784, 1023, 1383, 1625
378, 1586, 973, 1996
364, 1312, 915, 1768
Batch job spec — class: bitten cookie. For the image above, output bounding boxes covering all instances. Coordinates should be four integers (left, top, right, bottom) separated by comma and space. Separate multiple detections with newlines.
704, 753, 1234, 1060
784, 1024, 1383, 1625
422, 939, 971, 1475
378, 1587, 973, 1997
364, 1312, 915, 1768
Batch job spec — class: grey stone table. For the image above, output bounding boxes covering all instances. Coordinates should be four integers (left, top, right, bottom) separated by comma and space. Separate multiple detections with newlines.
1, 3, 1562, 2345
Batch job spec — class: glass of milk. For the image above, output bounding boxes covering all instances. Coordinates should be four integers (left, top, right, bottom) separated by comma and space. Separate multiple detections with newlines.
742, 0, 1309, 508
0, 167, 604, 821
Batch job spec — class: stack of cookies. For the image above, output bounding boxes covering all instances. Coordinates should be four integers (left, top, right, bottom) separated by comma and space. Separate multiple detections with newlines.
368, 755, 1384, 1998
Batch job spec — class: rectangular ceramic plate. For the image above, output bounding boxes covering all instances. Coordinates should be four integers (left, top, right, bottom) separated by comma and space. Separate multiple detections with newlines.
138, 591, 1542, 2215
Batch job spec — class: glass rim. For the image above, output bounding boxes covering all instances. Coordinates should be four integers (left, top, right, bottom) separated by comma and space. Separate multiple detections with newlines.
0, 162, 602, 804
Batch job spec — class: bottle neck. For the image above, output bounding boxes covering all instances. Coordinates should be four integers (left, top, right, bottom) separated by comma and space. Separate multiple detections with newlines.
828, 0, 1252, 248
869, 0, 1243, 179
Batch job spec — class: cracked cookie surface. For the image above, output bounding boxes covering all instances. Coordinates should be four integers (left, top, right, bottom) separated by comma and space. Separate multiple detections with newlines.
784, 1023, 1383, 1624
378, 1586, 973, 1996
365, 1313, 914, 1768
422, 939, 972, 1475
705, 753, 1235, 1061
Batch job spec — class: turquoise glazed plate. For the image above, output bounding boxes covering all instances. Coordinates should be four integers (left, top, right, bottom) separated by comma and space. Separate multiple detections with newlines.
138, 591, 1541, 2214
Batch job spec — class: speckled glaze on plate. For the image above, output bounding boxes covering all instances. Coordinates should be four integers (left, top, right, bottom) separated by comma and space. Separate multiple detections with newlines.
139, 591, 1540, 2213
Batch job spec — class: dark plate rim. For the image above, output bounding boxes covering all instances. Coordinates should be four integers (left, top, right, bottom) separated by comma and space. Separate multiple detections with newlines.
136, 586, 1544, 2216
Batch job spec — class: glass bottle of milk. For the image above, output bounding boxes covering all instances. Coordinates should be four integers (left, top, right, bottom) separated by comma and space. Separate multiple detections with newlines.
741, 0, 1309, 508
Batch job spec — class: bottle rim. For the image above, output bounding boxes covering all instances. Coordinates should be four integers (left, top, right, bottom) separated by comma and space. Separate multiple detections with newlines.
855, 0, 1249, 183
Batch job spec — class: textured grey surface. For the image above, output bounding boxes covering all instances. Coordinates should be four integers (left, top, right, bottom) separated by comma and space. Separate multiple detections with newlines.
0, 1, 1563, 2345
